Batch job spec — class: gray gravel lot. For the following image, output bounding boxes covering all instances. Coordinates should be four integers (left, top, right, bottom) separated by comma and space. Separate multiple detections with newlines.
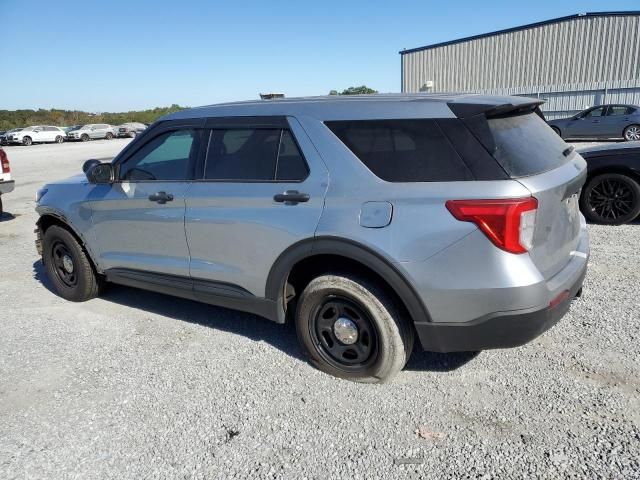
1, 140, 639, 479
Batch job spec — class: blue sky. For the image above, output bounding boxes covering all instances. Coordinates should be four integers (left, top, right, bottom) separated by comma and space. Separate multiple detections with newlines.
1, 0, 637, 111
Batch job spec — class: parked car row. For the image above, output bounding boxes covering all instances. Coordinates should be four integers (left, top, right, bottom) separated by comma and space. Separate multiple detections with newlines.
548, 103, 640, 141
0, 122, 147, 146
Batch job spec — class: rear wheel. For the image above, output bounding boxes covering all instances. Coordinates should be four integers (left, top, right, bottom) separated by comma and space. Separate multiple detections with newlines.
55, 135, 63, 143
81, 134, 90, 142
105, 132, 113, 140
580, 173, 640, 225
43, 225, 102, 301
295, 273, 414, 383
22, 136, 32, 146
623, 125, 640, 142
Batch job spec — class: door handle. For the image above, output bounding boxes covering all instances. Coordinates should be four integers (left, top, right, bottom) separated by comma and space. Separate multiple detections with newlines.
273, 190, 310, 204
148, 191, 174, 204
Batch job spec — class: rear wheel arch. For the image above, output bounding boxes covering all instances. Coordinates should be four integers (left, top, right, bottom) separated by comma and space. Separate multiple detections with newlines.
265, 237, 431, 328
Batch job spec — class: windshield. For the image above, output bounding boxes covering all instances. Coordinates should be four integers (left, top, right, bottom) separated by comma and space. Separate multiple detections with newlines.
9, 128, 23, 133
69, 125, 84, 131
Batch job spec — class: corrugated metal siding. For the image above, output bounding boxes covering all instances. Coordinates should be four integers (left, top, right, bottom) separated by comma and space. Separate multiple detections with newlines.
401, 14, 640, 106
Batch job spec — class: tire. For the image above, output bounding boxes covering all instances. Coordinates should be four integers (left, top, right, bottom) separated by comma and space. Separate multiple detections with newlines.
623, 124, 640, 142
22, 136, 32, 146
295, 272, 414, 383
0, 195, 3, 216
42, 225, 102, 302
550, 126, 561, 137
105, 132, 113, 140
81, 134, 90, 142
580, 173, 640, 225
55, 135, 63, 143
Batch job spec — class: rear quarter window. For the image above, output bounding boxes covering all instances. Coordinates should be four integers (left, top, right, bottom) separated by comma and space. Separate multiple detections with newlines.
325, 119, 473, 182
488, 113, 570, 177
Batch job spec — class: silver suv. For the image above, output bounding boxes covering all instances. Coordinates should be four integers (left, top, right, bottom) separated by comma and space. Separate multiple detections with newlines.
66, 124, 116, 141
35, 95, 589, 382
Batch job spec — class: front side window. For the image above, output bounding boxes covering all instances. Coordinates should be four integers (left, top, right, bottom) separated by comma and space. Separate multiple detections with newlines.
204, 128, 308, 181
325, 119, 473, 182
119, 129, 198, 181
583, 107, 606, 118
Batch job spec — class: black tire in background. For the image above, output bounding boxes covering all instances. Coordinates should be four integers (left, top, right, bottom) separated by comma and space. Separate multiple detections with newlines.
295, 272, 414, 383
42, 225, 102, 302
623, 124, 640, 142
580, 173, 640, 225
0, 195, 3, 216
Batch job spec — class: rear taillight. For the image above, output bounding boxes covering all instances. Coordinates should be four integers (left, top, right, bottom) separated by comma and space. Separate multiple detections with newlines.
0, 149, 9, 173
446, 197, 538, 254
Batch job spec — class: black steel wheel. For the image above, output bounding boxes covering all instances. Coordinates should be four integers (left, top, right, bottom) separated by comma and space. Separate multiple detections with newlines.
43, 225, 102, 301
296, 272, 414, 383
580, 173, 640, 225
311, 296, 378, 370
50, 241, 78, 288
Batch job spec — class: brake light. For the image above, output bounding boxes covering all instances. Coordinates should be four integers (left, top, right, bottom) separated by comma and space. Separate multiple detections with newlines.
0, 149, 9, 173
446, 197, 538, 254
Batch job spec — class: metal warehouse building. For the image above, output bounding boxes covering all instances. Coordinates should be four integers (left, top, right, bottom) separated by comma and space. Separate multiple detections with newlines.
400, 11, 640, 119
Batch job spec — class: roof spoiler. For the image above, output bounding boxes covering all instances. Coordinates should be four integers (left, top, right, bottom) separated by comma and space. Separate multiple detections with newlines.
447, 99, 545, 119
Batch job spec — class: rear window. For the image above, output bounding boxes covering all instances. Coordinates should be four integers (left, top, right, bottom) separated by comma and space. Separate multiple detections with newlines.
325, 120, 473, 182
488, 113, 570, 177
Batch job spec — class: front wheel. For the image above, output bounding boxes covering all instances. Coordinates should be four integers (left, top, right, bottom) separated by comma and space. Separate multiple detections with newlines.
623, 125, 640, 142
22, 136, 32, 146
81, 134, 90, 142
580, 173, 640, 225
43, 225, 102, 301
295, 273, 414, 383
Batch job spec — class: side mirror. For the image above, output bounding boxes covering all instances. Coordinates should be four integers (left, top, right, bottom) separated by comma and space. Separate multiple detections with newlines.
85, 162, 114, 184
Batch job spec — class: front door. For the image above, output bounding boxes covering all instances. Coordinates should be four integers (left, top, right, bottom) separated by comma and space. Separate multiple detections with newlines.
184, 117, 328, 297
89, 126, 203, 277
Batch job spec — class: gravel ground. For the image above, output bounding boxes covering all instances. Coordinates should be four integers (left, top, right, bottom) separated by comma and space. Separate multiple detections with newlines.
0, 140, 639, 479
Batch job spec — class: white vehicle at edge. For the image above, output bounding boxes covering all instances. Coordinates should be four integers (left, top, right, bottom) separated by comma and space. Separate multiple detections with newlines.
8, 126, 66, 146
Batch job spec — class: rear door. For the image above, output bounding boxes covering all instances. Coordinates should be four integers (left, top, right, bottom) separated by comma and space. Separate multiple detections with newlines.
487, 112, 586, 279
184, 116, 328, 297
89, 120, 204, 276
601, 105, 633, 137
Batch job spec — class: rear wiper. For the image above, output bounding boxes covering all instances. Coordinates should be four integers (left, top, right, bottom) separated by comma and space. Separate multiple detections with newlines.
562, 146, 575, 157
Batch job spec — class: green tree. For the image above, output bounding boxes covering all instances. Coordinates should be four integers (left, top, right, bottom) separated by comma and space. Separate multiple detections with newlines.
328, 85, 378, 95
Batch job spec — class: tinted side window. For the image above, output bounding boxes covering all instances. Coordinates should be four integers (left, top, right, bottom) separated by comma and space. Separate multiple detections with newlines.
276, 130, 308, 181
325, 119, 473, 182
584, 107, 606, 118
607, 106, 628, 116
488, 113, 569, 177
119, 129, 198, 181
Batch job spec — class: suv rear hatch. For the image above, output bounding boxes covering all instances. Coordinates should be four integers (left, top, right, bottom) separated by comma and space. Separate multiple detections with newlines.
450, 98, 587, 280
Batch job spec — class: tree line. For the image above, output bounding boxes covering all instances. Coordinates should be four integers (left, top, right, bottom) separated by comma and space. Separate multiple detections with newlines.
0, 104, 186, 131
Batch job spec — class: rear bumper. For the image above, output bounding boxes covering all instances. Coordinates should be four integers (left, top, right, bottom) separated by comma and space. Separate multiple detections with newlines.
413, 223, 589, 352
415, 263, 586, 352
0, 180, 15, 194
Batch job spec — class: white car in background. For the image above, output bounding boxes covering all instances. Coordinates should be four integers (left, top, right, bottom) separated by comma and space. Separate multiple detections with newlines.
0, 147, 14, 215
66, 124, 116, 142
7, 126, 66, 146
